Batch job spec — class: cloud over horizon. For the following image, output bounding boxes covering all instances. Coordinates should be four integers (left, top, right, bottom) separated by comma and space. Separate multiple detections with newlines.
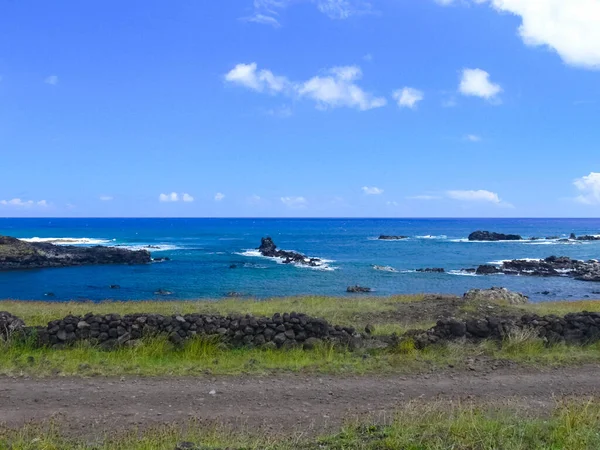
574, 172, 600, 205
0, 198, 48, 208
159, 192, 194, 203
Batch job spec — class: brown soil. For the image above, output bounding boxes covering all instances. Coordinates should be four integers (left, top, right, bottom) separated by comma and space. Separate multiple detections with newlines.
2, 365, 599, 438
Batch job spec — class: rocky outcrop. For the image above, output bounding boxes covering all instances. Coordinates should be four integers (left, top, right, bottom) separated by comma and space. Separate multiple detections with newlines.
18, 312, 358, 350
257, 237, 323, 267
378, 235, 408, 240
468, 231, 522, 241
475, 256, 600, 282
463, 287, 528, 305
576, 235, 600, 241
416, 268, 445, 273
347, 285, 371, 293
0, 235, 151, 271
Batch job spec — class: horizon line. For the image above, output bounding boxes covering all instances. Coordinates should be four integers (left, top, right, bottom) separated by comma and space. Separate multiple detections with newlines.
1, 217, 600, 220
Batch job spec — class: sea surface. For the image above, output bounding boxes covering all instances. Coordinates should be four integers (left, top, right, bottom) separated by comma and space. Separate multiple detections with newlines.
1, 218, 600, 302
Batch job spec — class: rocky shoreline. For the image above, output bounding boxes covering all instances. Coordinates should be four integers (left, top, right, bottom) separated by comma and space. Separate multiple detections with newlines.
475, 256, 600, 282
0, 235, 151, 271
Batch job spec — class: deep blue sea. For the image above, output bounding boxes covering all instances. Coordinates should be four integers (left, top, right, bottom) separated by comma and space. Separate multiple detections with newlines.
1, 218, 600, 302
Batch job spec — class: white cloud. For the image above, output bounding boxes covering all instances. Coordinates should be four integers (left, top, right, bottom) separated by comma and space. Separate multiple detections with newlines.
244, 0, 372, 26
465, 134, 482, 142
392, 87, 424, 109
298, 66, 386, 110
437, 1, 600, 70
574, 172, 600, 204
0, 198, 48, 207
214, 192, 225, 202
159, 192, 179, 202
226, 63, 385, 111
407, 195, 442, 200
447, 189, 502, 203
281, 196, 308, 208
459, 68, 502, 101
182, 193, 194, 202
362, 186, 384, 195
44, 75, 58, 86
225, 63, 290, 93
99, 195, 113, 201
242, 13, 281, 27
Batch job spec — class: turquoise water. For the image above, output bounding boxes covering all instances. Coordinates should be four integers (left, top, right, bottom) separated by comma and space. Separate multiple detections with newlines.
1, 218, 600, 302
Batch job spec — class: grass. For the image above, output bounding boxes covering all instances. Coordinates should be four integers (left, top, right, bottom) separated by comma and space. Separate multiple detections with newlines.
3, 399, 600, 449
3, 295, 600, 377
3, 330, 600, 377
0, 294, 425, 329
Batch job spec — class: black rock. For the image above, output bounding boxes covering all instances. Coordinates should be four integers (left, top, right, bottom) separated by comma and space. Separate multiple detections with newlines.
154, 289, 173, 296
44, 292, 56, 297
416, 268, 445, 273
476, 265, 501, 275
347, 285, 371, 293
378, 235, 408, 240
0, 235, 151, 271
468, 231, 522, 241
257, 237, 323, 267
109, 285, 120, 289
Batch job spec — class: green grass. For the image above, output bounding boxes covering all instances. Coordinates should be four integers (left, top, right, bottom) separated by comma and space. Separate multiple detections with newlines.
3, 296, 600, 377
0, 295, 424, 329
4, 330, 600, 377
3, 400, 600, 449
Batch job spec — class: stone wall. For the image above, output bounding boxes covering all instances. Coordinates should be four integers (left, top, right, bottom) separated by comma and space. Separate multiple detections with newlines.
4, 312, 358, 350
413, 312, 600, 347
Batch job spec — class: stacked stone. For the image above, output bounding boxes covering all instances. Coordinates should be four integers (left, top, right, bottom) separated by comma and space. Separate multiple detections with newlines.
414, 311, 600, 347
38, 311, 357, 349
0, 311, 25, 340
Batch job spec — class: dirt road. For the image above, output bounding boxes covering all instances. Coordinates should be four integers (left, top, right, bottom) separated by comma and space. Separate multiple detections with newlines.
1, 366, 599, 436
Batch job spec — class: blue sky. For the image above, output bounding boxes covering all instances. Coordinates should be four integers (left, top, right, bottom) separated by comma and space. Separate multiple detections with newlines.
1, 0, 599, 218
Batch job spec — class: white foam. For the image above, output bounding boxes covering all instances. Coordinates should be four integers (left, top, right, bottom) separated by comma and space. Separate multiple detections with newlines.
448, 270, 478, 277
237, 249, 337, 271
488, 258, 541, 265
113, 244, 181, 252
373, 265, 398, 273
415, 235, 447, 240
22, 237, 113, 245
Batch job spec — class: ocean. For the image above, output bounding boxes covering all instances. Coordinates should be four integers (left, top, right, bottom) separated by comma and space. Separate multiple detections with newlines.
1, 218, 599, 302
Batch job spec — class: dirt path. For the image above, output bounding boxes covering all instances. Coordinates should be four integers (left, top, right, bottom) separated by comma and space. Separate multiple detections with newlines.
2, 366, 600, 436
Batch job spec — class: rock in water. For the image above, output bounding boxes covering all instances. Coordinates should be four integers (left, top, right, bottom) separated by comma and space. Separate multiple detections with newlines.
463, 287, 529, 305
378, 235, 408, 240
0, 235, 151, 271
257, 237, 324, 268
416, 268, 445, 273
475, 256, 600, 282
347, 285, 371, 293
468, 231, 522, 241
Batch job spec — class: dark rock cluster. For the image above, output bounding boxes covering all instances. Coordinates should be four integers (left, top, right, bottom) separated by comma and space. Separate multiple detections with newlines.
476, 256, 600, 282
412, 311, 600, 347
377, 235, 408, 240
257, 237, 323, 267
0, 235, 151, 271
24, 312, 358, 350
468, 231, 523, 241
